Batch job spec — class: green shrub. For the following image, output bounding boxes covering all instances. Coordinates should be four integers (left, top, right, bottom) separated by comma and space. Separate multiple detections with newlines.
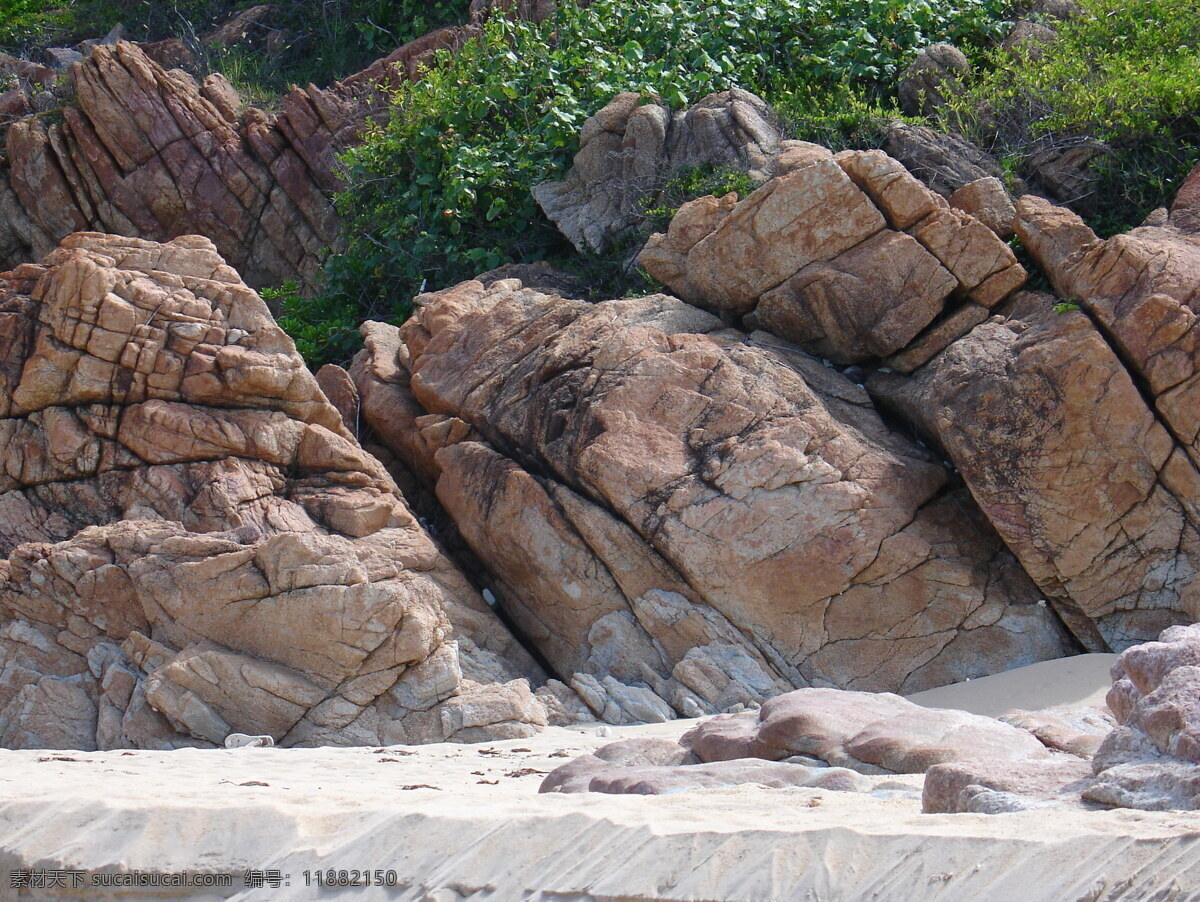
0, 1, 468, 99
945, 0, 1200, 235
307, 0, 1008, 365
641, 164, 761, 230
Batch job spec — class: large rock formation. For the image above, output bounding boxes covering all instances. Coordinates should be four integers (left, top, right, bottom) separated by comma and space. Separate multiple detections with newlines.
0, 42, 360, 290
352, 277, 1074, 719
1018, 183, 1200, 472
0, 232, 547, 751
870, 292, 1200, 651
622, 111, 1200, 655
638, 146, 1026, 365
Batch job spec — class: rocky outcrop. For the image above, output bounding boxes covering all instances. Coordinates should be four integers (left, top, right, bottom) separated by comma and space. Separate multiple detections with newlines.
626, 120, 1200, 655
0, 41, 358, 290
0, 233, 547, 750
870, 291, 1200, 652
531, 89, 790, 255
1018, 192, 1200, 471
856, 183, 1200, 653
1087, 623, 1200, 809
638, 147, 1026, 364
353, 277, 1074, 719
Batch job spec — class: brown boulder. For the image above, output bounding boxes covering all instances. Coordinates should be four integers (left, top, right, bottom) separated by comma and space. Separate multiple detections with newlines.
639, 148, 1023, 364
0, 233, 546, 750
532, 89, 784, 254
949, 177, 1017, 238
354, 279, 1073, 712
1017, 195, 1200, 471
871, 291, 1200, 651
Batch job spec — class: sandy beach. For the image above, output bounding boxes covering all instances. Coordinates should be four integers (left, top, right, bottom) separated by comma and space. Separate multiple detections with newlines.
2, 655, 1198, 902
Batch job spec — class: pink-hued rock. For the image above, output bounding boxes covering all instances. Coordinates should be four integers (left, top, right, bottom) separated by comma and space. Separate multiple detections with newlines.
543, 686, 1054, 796
870, 292, 1200, 652
752, 229, 957, 363
950, 177, 1017, 238
1017, 195, 1200, 470
353, 279, 1073, 715
1000, 706, 1115, 758
0, 42, 360, 289
639, 145, 1023, 365
0, 233, 546, 750
923, 757, 1096, 813
1086, 624, 1200, 810
640, 157, 886, 313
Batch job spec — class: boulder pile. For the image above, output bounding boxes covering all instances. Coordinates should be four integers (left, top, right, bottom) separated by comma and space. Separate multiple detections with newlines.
542, 623, 1200, 813
0, 232, 550, 750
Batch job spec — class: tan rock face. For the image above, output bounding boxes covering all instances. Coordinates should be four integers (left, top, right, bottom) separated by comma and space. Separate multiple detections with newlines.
1017, 196, 1200, 469
355, 279, 1074, 717
639, 147, 1024, 365
0, 233, 544, 750
870, 292, 1200, 651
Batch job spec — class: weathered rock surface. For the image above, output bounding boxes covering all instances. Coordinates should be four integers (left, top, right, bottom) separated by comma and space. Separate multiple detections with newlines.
638, 147, 1025, 364
1018, 194, 1200, 472
0, 41, 360, 290
884, 123, 1007, 198
532, 89, 789, 255
950, 176, 1017, 238
542, 687, 1057, 795
871, 291, 1200, 651
353, 277, 1074, 718
1087, 623, 1200, 809
0, 233, 547, 751
897, 44, 970, 118
685, 689, 1053, 773
923, 756, 1097, 813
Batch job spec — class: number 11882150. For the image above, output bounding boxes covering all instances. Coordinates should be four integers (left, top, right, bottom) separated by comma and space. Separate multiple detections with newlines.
303, 869, 399, 887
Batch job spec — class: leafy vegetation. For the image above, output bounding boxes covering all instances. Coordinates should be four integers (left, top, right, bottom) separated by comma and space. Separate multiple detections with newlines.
0, 1, 468, 97
944, 0, 1200, 235
641, 165, 761, 230
295, 0, 1007, 365
6, 0, 1195, 368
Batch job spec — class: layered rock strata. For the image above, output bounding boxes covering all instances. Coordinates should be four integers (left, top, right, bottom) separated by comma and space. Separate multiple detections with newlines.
352, 277, 1074, 720
0, 42, 360, 289
0, 233, 547, 751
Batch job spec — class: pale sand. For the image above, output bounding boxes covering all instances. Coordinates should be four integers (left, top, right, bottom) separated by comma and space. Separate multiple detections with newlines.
906, 652, 1120, 716
0, 655, 1196, 902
